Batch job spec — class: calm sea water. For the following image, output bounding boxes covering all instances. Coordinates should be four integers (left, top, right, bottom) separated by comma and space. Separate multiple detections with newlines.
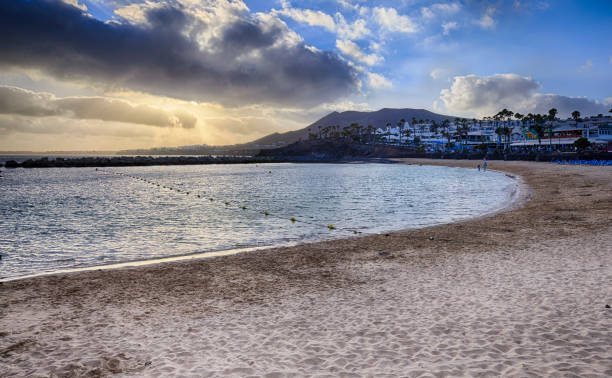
0, 163, 517, 279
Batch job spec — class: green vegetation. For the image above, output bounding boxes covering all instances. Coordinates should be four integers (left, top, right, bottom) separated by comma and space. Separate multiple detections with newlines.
574, 137, 591, 151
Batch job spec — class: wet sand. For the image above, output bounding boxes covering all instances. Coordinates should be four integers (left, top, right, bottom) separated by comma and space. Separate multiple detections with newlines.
1, 160, 611, 376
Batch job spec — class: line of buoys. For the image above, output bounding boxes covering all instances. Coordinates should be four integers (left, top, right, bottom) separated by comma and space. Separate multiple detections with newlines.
96, 169, 367, 235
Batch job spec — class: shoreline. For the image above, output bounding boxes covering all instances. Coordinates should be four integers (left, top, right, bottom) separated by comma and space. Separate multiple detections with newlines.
1, 164, 522, 283
1, 160, 611, 376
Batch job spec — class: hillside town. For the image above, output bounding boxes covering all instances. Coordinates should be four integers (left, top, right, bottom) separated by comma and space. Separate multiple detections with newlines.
310, 109, 612, 152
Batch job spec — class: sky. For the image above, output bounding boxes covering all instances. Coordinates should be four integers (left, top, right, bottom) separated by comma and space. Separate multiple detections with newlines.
0, 0, 611, 151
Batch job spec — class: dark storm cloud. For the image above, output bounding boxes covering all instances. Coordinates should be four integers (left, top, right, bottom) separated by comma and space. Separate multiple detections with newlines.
0, 0, 359, 107
0, 86, 196, 128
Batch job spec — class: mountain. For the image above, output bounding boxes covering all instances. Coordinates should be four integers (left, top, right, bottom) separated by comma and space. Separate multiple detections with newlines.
243, 108, 460, 148
116, 108, 461, 155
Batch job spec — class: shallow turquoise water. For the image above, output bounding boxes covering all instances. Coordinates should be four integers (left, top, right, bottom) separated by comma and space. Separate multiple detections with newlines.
0, 163, 517, 279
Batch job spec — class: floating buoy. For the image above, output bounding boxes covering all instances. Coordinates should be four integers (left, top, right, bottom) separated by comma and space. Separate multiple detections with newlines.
290, 217, 296, 222
328, 224, 335, 230
268, 171, 272, 173
224, 202, 230, 205
197, 195, 200, 198
264, 211, 270, 216
242, 205, 247, 209
209, 198, 214, 201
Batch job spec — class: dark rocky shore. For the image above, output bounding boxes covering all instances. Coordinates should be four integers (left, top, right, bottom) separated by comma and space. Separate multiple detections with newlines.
1, 155, 288, 168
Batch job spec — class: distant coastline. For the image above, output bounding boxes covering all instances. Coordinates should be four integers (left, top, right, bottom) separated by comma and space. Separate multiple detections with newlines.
3, 139, 612, 168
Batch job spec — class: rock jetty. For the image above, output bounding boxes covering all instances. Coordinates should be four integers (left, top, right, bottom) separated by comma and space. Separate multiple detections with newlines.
2, 156, 288, 168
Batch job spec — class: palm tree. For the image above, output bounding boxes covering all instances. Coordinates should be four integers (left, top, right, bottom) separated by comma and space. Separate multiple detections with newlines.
384, 122, 392, 144
503, 110, 514, 150
441, 119, 451, 150
514, 113, 527, 144
547, 108, 558, 147
356, 124, 364, 143
402, 128, 411, 145
320, 126, 330, 139
532, 114, 546, 148
364, 125, 374, 143
532, 124, 544, 147
503, 127, 512, 150
495, 126, 504, 150
571, 110, 581, 124
419, 123, 427, 145
457, 121, 469, 150
430, 120, 439, 136
397, 119, 406, 144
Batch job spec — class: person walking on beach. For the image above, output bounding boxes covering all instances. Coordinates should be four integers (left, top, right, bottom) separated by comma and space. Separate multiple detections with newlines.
477, 164, 481, 172
483, 159, 487, 172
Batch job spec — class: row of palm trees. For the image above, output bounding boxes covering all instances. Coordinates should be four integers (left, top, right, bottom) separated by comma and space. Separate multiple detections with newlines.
308, 108, 612, 150
489, 107, 612, 150
487, 108, 558, 149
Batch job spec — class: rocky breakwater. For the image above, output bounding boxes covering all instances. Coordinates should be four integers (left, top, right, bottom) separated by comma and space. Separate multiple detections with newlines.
2, 155, 287, 168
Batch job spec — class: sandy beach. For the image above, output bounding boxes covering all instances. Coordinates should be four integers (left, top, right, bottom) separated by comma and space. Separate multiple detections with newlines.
1, 160, 611, 377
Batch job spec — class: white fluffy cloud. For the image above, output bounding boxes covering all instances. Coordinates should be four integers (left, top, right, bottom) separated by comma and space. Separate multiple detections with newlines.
372, 7, 418, 34
429, 68, 449, 80
335, 0, 366, 11
421, 3, 461, 19
274, 2, 371, 41
334, 13, 370, 40
336, 40, 383, 66
274, 4, 336, 31
367, 73, 392, 89
440, 73, 611, 117
442, 21, 458, 35
476, 7, 496, 29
